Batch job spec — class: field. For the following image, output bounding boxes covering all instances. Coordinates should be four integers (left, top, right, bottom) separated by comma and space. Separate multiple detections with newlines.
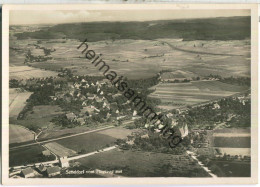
56, 132, 117, 153
9, 88, 32, 118
216, 148, 250, 157
96, 127, 138, 139
9, 65, 58, 80
55, 127, 135, 153
76, 148, 210, 177
208, 160, 250, 177
212, 128, 250, 156
10, 22, 250, 80
149, 80, 248, 110
9, 124, 35, 144
44, 142, 77, 157
9, 144, 55, 167
10, 105, 65, 132
213, 137, 250, 148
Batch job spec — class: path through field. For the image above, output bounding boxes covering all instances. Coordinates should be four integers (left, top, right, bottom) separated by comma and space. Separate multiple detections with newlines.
186, 150, 217, 178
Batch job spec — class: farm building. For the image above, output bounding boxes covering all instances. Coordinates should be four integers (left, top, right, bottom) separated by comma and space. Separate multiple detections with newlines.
21, 167, 35, 178
46, 166, 61, 177
59, 156, 69, 168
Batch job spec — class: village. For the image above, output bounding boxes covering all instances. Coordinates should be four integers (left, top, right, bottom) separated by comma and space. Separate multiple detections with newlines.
9, 68, 251, 178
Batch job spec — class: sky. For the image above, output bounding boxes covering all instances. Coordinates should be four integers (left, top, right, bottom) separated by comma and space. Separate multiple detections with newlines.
10, 9, 250, 25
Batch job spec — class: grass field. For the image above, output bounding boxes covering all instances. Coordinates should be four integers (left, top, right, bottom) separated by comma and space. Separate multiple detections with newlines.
9, 145, 55, 167
9, 124, 35, 144
149, 80, 248, 110
9, 89, 32, 118
76, 148, 210, 177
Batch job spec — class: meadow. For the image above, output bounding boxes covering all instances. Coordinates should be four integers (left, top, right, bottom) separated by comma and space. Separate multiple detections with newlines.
76, 148, 210, 177
10, 105, 65, 132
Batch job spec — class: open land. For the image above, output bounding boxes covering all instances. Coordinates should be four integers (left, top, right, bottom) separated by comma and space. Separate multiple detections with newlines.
9, 144, 55, 167
8, 16, 251, 178
9, 88, 32, 118
149, 80, 248, 110
75, 148, 210, 177
9, 124, 35, 144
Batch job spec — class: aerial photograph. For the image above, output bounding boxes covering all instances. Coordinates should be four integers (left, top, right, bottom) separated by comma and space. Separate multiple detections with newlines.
8, 9, 251, 178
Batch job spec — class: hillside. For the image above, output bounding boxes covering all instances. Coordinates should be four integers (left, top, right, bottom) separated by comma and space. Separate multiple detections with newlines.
14, 16, 250, 41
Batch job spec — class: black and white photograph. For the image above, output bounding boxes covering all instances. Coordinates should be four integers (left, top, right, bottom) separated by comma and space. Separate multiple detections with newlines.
2, 4, 258, 185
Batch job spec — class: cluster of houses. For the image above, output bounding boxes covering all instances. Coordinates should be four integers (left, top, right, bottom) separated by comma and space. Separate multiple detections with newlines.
20, 165, 61, 178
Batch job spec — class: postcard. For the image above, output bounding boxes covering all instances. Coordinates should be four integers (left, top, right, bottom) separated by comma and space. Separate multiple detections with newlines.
2, 4, 258, 185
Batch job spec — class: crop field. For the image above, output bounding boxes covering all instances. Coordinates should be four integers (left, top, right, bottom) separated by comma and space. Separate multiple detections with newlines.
9, 66, 58, 80
56, 132, 117, 153
9, 124, 35, 144
76, 148, 210, 177
10, 27, 250, 80
149, 80, 248, 110
9, 144, 55, 167
213, 137, 250, 148
44, 142, 77, 157
9, 89, 32, 118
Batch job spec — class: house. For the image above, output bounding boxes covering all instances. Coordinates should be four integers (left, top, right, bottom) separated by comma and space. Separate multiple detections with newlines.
59, 156, 69, 168
66, 113, 77, 121
213, 103, 220, 109
37, 164, 47, 173
95, 97, 103, 103
21, 167, 35, 178
80, 106, 96, 117
133, 110, 137, 116
117, 115, 126, 120
76, 118, 85, 125
42, 150, 51, 156
46, 166, 61, 177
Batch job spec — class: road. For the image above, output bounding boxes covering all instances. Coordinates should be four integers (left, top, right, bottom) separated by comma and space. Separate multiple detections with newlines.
186, 150, 217, 178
